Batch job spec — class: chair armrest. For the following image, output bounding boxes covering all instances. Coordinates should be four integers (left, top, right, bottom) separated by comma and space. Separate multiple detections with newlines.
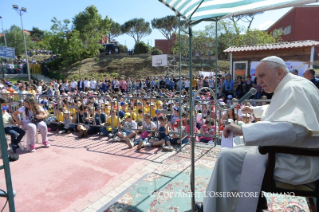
259, 146, 319, 157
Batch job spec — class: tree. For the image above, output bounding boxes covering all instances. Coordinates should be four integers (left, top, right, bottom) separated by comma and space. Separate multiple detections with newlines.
0, 25, 37, 56
205, 20, 282, 58
109, 20, 122, 43
46, 17, 70, 54
72, 5, 111, 56
151, 16, 185, 52
30, 27, 45, 40
228, 12, 264, 30
134, 41, 151, 54
121, 18, 152, 44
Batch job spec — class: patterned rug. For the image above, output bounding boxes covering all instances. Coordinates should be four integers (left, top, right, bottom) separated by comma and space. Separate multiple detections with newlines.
101, 146, 310, 212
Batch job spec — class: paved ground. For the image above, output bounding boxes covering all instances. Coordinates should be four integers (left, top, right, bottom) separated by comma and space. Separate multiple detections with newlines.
0, 131, 171, 212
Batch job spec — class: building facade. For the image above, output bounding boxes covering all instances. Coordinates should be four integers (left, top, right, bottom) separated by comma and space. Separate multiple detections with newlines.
155, 34, 177, 54
267, 6, 319, 43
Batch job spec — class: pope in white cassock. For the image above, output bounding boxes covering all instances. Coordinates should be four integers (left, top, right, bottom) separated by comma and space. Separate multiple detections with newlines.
197, 56, 319, 212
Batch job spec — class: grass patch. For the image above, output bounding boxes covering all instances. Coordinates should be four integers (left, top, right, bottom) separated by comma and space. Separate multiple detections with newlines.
6, 78, 28, 84
55, 53, 230, 80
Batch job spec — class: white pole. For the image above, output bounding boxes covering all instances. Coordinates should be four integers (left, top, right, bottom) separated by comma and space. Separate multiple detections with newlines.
310, 46, 314, 68
229, 53, 233, 77
0, 17, 7, 47
20, 13, 30, 81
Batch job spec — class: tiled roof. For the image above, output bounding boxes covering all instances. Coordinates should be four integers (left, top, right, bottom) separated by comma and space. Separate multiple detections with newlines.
224, 40, 319, 53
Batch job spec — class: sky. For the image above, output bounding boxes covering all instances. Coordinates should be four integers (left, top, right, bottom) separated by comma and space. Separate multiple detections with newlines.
1, 0, 318, 49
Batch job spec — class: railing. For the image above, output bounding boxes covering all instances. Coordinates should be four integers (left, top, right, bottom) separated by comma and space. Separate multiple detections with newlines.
0, 93, 272, 149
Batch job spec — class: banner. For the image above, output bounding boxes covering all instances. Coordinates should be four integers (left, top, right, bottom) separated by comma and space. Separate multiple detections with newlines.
199, 71, 214, 77
0, 46, 15, 59
250, 61, 308, 80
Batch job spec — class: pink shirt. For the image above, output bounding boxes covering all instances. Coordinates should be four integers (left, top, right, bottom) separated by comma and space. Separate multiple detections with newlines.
201, 124, 215, 140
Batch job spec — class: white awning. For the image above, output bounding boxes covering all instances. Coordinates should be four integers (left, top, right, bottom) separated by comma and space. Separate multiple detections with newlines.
158, 0, 317, 24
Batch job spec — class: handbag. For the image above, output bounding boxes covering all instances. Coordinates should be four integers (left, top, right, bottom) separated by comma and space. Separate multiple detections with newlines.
30, 115, 43, 124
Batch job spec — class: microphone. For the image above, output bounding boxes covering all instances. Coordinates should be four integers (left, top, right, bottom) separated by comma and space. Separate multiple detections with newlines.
228, 88, 257, 110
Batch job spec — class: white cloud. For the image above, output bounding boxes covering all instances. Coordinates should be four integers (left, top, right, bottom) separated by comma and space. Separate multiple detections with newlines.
257, 20, 275, 30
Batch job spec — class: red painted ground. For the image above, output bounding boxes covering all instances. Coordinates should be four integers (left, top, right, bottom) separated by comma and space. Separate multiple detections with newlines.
0, 132, 157, 212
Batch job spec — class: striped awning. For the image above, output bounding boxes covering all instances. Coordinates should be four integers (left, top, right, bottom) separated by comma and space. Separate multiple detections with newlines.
158, 0, 317, 24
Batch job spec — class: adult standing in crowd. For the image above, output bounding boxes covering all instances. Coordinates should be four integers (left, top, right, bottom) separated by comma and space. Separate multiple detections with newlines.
222, 74, 234, 97
12, 97, 50, 152
303, 68, 319, 89
78, 78, 84, 92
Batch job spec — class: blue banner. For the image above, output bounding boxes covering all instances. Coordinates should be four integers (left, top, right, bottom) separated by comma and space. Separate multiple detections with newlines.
0, 46, 15, 59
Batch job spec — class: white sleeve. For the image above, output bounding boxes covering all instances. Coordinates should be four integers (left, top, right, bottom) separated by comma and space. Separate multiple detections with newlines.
18, 106, 26, 113
252, 105, 269, 119
38, 106, 45, 112
133, 121, 137, 129
151, 122, 156, 129
242, 121, 308, 146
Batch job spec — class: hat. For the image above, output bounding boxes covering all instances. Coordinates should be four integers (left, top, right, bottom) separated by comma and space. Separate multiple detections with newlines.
227, 95, 232, 99
220, 102, 226, 106
137, 102, 142, 105
2, 106, 9, 110
95, 106, 101, 110
120, 102, 125, 106
0, 84, 4, 88
150, 102, 155, 106
5, 82, 11, 85
173, 107, 179, 112
63, 110, 70, 114
261, 56, 286, 66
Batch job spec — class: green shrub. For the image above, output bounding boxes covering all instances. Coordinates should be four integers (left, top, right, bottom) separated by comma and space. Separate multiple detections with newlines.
134, 41, 151, 54
119, 44, 127, 54
111, 73, 119, 78
151, 48, 163, 55
73, 74, 78, 81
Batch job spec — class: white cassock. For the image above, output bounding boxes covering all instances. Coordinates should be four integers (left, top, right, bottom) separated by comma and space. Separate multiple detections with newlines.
204, 73, 319, 212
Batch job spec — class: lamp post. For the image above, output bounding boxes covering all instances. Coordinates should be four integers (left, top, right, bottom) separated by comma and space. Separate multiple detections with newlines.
13, 5, 30, 81
0, 16, 7, 47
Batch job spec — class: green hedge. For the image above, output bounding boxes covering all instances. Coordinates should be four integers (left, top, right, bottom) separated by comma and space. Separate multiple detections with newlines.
134, 41, 151, 54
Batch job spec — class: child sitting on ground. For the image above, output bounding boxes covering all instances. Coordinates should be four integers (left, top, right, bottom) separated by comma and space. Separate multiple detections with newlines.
58, 110, 75, 134
114, 115, 137, 145
199, 118, 215, 145
164, 119, 187, 151
134, 113, 156, 149
143, 115, 167, 148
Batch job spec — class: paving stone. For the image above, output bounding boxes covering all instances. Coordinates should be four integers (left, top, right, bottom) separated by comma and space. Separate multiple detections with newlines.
74, 200, 91, 212
88, 200, 104, 210
88, 192, 104, 203
98, 195, 113, 205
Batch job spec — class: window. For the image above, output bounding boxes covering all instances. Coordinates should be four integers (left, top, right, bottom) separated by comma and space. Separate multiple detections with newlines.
273, 28, 283, 37
284, 25, 291, 35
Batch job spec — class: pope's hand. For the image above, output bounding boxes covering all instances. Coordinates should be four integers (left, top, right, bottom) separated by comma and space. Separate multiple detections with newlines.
241, 106, 253, 114
223, 124, 243, 138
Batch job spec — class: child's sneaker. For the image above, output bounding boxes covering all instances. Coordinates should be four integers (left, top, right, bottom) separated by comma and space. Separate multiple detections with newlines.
163, 145, 174, 151
137, 139, 144, 149
30, 144, 36, 152
42, 140, 50, 147
113, 136, 121, 142
144, 142, 151, 148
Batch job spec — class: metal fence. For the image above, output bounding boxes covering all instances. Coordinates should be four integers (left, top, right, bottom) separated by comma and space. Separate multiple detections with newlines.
0, 93, 271, 149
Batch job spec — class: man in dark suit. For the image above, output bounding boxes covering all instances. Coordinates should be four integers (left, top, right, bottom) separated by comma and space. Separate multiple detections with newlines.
78, 78, 84, 92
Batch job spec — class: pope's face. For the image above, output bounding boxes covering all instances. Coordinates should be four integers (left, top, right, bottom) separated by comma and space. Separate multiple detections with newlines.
255, 62, 284, 93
